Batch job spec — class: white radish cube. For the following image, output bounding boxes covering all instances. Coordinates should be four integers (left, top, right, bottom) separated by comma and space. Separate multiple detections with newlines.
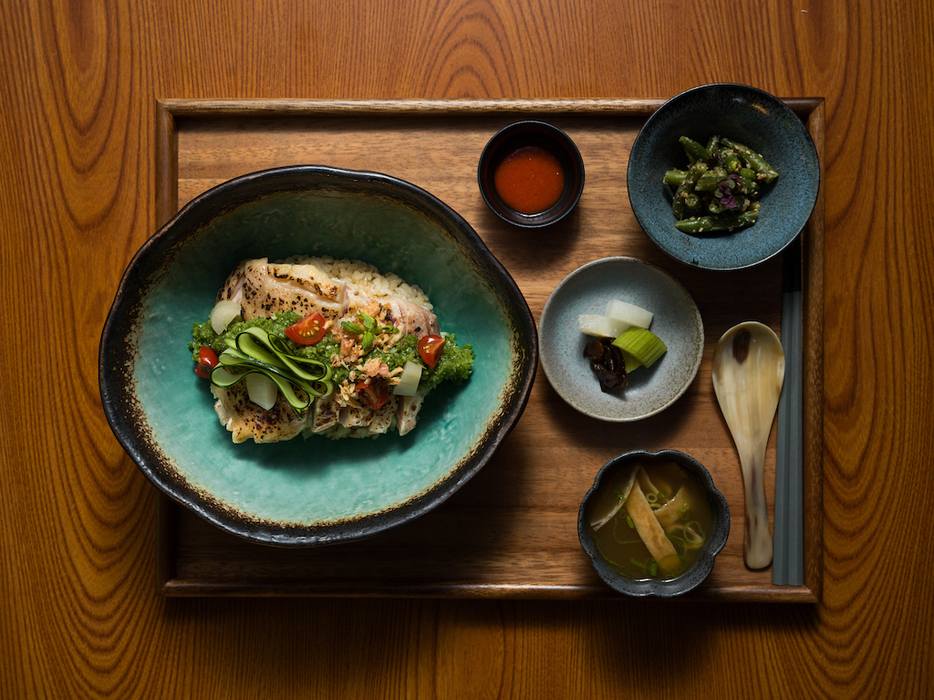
578, 313, 631, 338
605, 299, 653, 329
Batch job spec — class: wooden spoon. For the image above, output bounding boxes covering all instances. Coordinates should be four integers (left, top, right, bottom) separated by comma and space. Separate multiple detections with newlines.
711, 322, 785, 570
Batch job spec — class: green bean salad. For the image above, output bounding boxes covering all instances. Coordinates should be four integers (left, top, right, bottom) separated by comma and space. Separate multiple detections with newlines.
664, 135, 778, 235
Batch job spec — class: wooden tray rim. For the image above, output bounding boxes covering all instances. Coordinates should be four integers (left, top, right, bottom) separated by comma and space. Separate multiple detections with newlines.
154, 97, 825, 602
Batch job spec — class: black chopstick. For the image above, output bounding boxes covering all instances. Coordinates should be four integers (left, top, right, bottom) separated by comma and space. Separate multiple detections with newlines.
774, 238, 804, 586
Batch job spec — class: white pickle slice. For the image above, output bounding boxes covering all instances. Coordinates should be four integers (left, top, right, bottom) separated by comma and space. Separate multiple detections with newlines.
578, 313, 631, 338
605, 299, 653, 329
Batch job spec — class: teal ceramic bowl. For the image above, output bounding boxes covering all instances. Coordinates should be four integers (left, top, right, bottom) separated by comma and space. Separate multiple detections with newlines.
628, 83, 820, 270
99, 166, 537, 547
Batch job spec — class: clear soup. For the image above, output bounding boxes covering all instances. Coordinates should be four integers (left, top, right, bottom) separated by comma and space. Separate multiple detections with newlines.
586, 460, 715, 580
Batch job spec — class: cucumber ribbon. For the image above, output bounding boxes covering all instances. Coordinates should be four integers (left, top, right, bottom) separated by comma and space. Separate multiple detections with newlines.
209, 326, 333, 412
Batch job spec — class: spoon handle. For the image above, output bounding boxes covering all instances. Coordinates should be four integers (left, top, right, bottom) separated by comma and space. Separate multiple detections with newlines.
740, 446, 772, 569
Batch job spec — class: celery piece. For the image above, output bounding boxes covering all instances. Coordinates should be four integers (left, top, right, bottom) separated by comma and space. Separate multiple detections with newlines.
612, 328, 667, 368
621, 349, 642, 374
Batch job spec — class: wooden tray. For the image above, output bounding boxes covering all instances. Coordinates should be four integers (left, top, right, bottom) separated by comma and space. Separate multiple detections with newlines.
154, 99, 824, 601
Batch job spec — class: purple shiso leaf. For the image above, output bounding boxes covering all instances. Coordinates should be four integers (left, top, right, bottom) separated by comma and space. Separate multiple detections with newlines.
716, 174, 742, 209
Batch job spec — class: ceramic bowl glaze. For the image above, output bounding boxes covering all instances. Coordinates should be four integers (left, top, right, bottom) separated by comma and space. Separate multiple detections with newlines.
628, 83, 820, 270
99, 166, 537, 547
579, 449, 730, 597
478, 120, 585, 228
538, 257, 703, 422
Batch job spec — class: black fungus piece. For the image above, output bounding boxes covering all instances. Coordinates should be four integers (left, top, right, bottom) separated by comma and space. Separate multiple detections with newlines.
584, 337, 627, 392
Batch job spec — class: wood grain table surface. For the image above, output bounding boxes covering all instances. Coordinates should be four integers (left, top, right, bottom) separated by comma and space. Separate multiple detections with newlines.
1, 1, 931, 698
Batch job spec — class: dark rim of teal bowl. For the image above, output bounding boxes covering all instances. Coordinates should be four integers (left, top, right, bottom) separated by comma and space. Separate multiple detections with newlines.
578, 449, 730, 597
99, 165, 538, 547
478, 120, 585, 228
627, 82, 820, 270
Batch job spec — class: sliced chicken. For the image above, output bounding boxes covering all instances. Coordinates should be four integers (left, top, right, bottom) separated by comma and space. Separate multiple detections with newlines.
216, 260, 248, 305
339, 405, 374, 429
366, 396, 400, 435
209, 257, 437, 442
216, 258, 350, 321
397, 393, 426, 436
380, 298, 440, 342
211, 382, 307, 444
306, 394, 340, 435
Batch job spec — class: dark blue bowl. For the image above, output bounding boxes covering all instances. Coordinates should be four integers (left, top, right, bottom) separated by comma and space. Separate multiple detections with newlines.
628, 83, 820, 270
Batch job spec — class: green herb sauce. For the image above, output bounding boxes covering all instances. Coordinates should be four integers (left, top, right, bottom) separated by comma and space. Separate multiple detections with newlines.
190, 312, 474, 391
190, 311, 300, 356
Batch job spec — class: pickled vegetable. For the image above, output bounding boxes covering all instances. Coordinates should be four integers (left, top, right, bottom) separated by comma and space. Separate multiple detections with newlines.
612, 327, 667, 368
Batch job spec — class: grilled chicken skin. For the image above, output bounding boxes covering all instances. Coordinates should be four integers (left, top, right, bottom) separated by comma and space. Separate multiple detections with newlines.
211, 381, 308, 444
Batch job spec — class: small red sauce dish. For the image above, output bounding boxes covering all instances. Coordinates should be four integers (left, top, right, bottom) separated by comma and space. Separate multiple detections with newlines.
478, 121, 585, 228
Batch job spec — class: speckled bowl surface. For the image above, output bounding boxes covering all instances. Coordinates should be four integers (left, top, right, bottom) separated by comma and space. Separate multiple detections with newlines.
579, 449, 730, 597
628, 83, 820, 270
538, 257, 703, 422
99, 165, 537, 547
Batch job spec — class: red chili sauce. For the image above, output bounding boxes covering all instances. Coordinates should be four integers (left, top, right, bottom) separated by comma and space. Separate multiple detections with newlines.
493, 145, 566, 215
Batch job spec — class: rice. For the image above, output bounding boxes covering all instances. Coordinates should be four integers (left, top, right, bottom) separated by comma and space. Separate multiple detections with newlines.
280, 255, 432, 310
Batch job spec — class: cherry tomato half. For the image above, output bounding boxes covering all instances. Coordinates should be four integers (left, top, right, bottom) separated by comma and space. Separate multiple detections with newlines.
356, 379, 389, 410
285, 312, 327, 345
417, 334, 445, 369
194, 346, 219, 378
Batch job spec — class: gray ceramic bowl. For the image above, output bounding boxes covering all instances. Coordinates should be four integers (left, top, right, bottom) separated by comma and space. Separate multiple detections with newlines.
579, 449, 730, 597
478, 120, 585, 228
628, 83, 820, 270
99, 165, 537, 547
538, 257, 704, 422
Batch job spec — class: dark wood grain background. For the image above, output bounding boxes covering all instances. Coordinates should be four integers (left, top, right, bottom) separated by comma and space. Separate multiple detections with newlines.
1, 1, 931, 697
